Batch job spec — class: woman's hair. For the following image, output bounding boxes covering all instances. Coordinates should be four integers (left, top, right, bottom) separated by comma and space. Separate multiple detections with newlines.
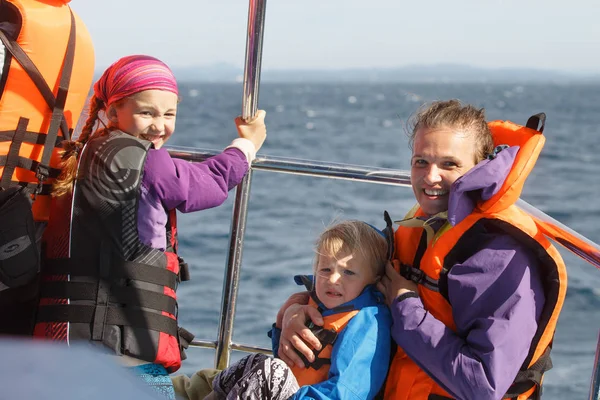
51, 55, 179, 197
407, 99, 495, 164
314, 220, 388, 277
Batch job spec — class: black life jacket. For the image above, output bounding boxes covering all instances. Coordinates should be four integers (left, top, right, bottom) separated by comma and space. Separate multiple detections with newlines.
34, 132, 192, 372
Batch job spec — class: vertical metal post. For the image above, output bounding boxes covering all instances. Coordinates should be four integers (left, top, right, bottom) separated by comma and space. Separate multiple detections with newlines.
241, 0, 267, 121
589, 330, 600, 400
214, 173, 254, 370
214, 0, 267, 370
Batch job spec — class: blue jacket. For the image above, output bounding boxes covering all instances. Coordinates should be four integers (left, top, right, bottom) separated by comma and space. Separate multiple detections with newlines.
271, 281, 392, 400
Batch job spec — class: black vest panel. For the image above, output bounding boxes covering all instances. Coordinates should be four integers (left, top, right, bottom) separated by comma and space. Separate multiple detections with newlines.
37, 132, 185, 368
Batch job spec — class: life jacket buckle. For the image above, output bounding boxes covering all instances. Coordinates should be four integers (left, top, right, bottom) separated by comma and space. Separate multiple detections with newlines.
400, 263, 425, 284
177, 257, 191, 282
294, 321, 337, 371
34, 164, 50, 197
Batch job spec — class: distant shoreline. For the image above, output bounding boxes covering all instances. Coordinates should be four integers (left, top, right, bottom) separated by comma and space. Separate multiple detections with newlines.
173, 78, 600, 84
92, 64, 599, 84
165, 64, 599, 84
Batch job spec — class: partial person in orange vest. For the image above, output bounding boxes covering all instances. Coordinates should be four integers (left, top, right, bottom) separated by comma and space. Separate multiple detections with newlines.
174, 220, 393, 400
0, 0, 94, 336
276, 100, 567, 400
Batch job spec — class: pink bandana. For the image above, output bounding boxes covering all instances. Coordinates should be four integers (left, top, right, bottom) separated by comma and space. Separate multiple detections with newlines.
94, 55, 178, 106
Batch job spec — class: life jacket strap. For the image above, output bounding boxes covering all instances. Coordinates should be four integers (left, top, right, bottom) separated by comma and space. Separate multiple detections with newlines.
177, 326, 195, 361
0, 181, 53, 196
308, 356, 332, 370
40, 245, 182, 341
503, 346, 552, 399
367, 211, 395, 260
0, 117, 28, 190
399, 263, 439, 292
0, 8, 76, 195
178, 257, 191, 282
0, 154, 62, 178
35, 304, 179, 338
295, 350, 332, 372
40, 250, 182, 341
0, 130, 64, 147
0, 120, 60, 196
43, 257, 179, 291
39, 281, 178, 315
294, 321, 338, 370
0, 12, 75, 141
294, 274, 314, 291
383, 210, 395, 260
525, 113, 546, 133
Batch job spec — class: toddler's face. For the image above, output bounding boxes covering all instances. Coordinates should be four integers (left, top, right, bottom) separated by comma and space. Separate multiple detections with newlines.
112, 89, 178, 149
314, 247, 376, 309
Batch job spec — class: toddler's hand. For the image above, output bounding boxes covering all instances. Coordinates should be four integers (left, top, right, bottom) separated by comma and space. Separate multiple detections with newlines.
235, 110, 267, 152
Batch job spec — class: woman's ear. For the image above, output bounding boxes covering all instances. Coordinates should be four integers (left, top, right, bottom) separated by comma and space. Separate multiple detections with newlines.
106, 104, 119, 124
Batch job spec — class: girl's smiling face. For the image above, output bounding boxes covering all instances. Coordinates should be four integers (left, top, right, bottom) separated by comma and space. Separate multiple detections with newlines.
110, 89, 178, 149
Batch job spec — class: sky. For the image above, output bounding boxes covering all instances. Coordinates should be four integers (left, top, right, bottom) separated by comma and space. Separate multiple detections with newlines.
70, 0, 600, 74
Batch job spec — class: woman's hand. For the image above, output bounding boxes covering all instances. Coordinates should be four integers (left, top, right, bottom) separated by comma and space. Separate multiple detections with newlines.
276, 291, 310, 328
276, 292, 323, 368
377, 261, 419, 307
235, 110, 267, 152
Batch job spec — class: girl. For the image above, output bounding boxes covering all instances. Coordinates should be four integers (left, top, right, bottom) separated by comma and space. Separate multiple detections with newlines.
34, 55, 267, 399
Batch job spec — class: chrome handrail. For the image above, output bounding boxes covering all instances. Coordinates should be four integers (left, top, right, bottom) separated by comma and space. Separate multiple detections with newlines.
167, 148, 413, 188
518, 200, 600, 269
190, 338, 271, 355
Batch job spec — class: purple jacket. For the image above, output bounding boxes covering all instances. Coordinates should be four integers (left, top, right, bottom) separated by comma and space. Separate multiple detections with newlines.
390, 147, 546, 400
137, 147, 249, 250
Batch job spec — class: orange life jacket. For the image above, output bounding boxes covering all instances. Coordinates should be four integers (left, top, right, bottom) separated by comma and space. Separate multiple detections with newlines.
0, 0, 94, 221
385, 116, 568, 400
290, 295, 359, 386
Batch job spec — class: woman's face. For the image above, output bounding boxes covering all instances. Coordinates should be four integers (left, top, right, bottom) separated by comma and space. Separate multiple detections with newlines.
410, 127, 478, 216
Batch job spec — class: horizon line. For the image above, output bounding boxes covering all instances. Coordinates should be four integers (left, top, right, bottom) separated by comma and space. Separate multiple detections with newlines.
92, 63, 597, 76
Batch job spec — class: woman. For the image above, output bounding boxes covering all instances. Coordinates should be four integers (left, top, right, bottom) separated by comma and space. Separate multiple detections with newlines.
276, 100, 567, 400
